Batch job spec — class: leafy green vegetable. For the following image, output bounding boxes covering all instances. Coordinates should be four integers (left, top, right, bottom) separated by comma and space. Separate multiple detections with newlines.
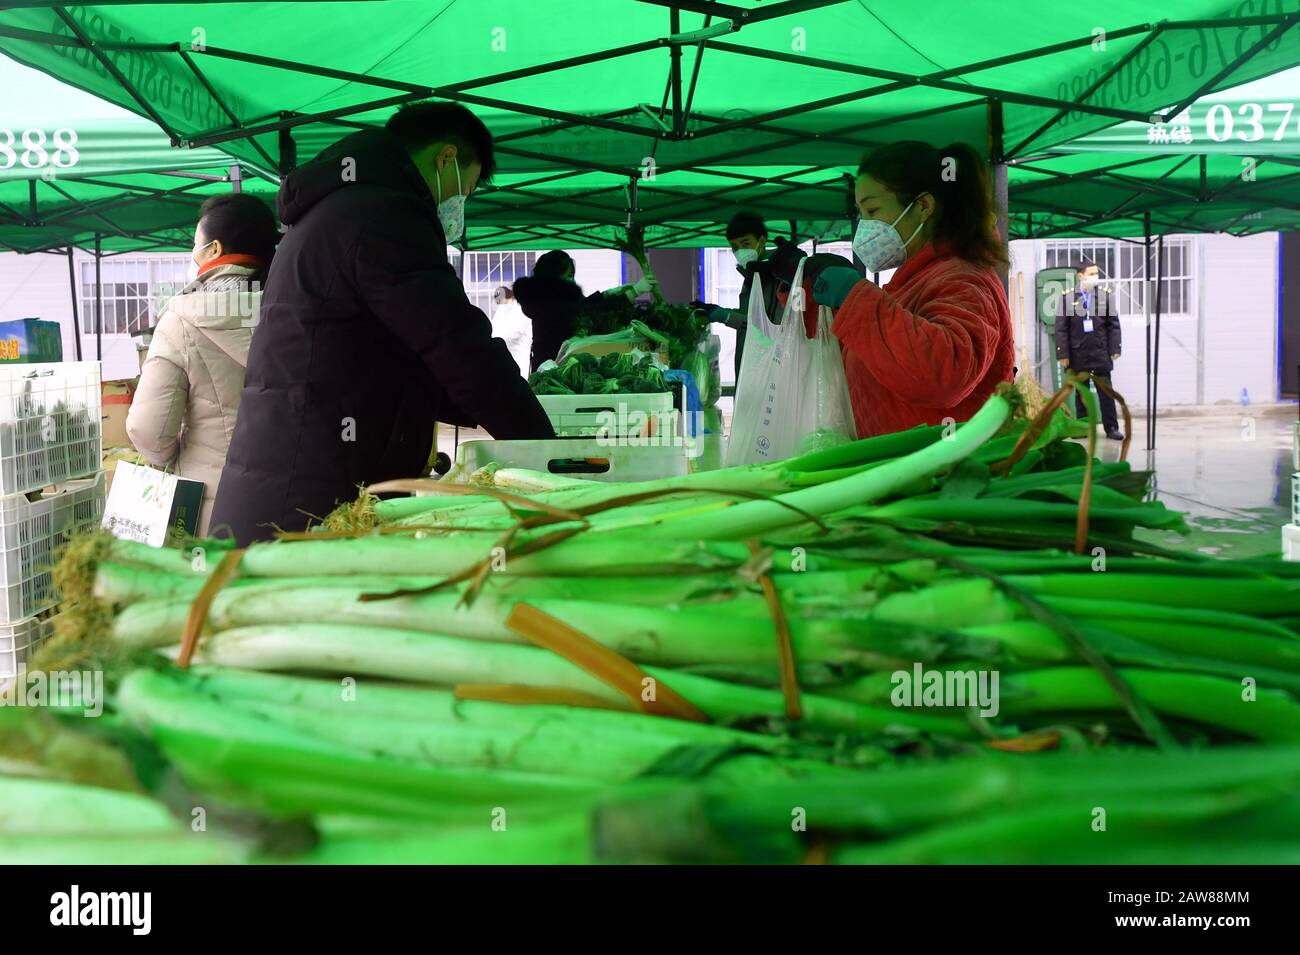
528, 352, 668, 395
574, 300, 709, 369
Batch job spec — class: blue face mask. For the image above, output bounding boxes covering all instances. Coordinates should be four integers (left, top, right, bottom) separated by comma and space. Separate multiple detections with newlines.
435, 159, 465, 243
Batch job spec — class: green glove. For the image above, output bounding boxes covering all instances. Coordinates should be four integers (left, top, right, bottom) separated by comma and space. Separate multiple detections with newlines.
811, 267, 862, 308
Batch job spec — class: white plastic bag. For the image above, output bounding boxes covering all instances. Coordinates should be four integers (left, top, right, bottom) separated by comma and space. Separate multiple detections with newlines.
724, 261, 855, 466
723, 273, 778, 466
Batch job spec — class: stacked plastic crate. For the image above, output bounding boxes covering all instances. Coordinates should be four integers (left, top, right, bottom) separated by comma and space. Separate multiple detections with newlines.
0, 364, 106, 678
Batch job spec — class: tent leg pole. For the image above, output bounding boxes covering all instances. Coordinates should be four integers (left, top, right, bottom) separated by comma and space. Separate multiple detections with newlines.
66, 247, 83, 362
1143, 213, 1152, 452
94, 233, 103, 363
230, 163, 243, 194
1151, 233, 1164, 450
988, 98, 1009, 292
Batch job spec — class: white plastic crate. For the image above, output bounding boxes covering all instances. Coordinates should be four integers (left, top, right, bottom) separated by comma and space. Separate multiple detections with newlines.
447, 438, 688, 485
0, 616, 51, 679
538, 392, 677, 439
0, 363, 101, 496
1285, 524, 1300, 563
0, 471, 106, 621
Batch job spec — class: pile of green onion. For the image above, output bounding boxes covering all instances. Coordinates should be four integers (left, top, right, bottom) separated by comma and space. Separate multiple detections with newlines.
5, 388, 1299, 863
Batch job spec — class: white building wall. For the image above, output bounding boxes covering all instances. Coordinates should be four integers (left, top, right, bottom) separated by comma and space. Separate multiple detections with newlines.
1, 234, 1284, 405
1199, 231, 1279, 406
0, 248, 156, 380
1009, 232, 1281, 409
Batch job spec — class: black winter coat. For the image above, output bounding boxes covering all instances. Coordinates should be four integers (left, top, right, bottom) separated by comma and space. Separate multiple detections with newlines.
512, 275, 621, 372
209, 129, 553, 544
1055, 286, 1122, 371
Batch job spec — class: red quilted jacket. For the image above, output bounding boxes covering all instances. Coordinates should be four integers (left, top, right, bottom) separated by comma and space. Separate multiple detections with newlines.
828, 243, 1015, 438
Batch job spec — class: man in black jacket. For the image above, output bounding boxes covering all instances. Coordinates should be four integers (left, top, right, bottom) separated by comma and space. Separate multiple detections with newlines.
693, 211, 805, 383
209, 102, 554, 544
1056, 258, 1124, 440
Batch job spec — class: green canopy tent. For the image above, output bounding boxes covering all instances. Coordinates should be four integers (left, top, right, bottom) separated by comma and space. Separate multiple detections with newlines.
1005, 64, 1300, 448
2, 0, 1298, 253
0, 55, 277, 359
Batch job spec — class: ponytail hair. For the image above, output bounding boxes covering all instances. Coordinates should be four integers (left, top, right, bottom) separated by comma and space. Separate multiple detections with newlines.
857, 140, 1006, 269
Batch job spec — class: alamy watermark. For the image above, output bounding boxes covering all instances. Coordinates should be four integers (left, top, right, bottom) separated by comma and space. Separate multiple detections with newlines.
0, 667, 104, 717
890, 662, 1000, 718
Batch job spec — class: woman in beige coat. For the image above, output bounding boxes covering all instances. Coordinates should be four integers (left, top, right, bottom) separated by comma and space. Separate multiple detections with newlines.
127, 193, 278, 535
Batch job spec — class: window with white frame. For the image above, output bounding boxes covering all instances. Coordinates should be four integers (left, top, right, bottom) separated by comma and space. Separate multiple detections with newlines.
79, 256, 190, 336
1042, 237, 1194, 316
453, 250, 536, 317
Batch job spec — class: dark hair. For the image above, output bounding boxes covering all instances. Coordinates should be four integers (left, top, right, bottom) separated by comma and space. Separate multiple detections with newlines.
533, 250, 575, 280
1074, 258, 1097, 274
385, 101, 496, 184
726, 210, 768, 242
197, 193, 278, 281
857, 141, 1006, 269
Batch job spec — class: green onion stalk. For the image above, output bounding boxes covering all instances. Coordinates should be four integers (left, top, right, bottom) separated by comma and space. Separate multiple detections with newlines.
161, 624, 974, 737
641, 393, 1014, 541
589, 743, 1300, 863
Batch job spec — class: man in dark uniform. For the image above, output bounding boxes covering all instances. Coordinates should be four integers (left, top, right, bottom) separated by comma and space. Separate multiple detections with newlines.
1057, 258, 1124, 440
693, 211, 805, 383
210, 102, 554, 544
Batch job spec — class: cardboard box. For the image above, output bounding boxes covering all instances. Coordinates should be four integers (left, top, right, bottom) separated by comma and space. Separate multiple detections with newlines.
101, 379, 136, 450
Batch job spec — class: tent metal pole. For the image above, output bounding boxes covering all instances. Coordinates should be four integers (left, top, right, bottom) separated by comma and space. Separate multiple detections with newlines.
1006, 27, 1164, 158
178, 48, 280, 172
28, 180, 38, 222
669, 8, 683, 137
66, 248, 83, 362
1151, 233, 1165, 450
278, 122, 297, 175
184, 46, 664, 143
1010, 154, 1174, 195
1143, 213, 1152, 451
51, 9, 180, 142
94, 233, 103, 363
988, 99, 1010, 291
1163, 14, 1299, 119
230, 164, 243, 194
673, 98, 985, 171
681, 11, 712, 119
42, 177, 212, 228
635, 0, 850, 20
188, 92, 430, 148
693, 41, 1151, 139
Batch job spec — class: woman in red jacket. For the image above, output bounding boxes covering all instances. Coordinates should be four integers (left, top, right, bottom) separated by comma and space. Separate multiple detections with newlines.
806, 141, 1016, 437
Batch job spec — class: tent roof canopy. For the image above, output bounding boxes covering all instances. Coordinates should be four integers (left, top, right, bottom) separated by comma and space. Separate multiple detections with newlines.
0, 55, 277, 253
2, 1, 1298, 249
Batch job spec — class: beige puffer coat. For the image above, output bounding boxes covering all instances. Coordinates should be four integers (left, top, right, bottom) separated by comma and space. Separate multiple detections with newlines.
126, 263, 259, 536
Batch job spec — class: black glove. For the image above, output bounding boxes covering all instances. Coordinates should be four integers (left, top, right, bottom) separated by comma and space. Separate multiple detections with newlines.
802, 251, 857, 284
766, 236, 807, 286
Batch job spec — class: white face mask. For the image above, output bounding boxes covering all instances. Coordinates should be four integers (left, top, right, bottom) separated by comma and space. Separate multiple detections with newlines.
852, 198, 925, 273
733, 248, 759, 269
1080, 275, 1101, 290
187, 239, 215, 283
436, 159, 465, 244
